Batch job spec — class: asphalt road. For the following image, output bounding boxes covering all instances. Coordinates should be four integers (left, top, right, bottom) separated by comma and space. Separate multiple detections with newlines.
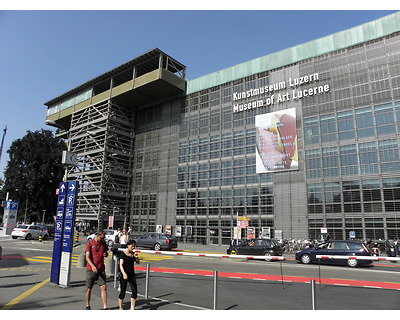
1, 236, 400, 310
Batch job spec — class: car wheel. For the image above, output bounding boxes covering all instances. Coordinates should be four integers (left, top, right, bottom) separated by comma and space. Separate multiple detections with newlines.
154, 243, 162, 251
301, 254, 312, 264
264, 252, 272, 262
12, 236, 17, 239
26, 233, 32, 240
108, 240, 114, 247
347, 258, 359, 268
43, 234, 48, 240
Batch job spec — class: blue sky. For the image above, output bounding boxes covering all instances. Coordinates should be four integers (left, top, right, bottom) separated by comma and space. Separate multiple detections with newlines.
0, 9, 397, 179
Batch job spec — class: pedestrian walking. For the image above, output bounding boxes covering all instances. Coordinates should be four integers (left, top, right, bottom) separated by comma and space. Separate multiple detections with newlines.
118, 239, 140, 310
119, 228, 128, 246
85, 230, 109, 310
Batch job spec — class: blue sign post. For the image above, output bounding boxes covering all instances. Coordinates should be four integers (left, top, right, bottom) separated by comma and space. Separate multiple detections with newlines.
59, 181, 79, 287
2, 201, 19, 235
50, 182, 68, 284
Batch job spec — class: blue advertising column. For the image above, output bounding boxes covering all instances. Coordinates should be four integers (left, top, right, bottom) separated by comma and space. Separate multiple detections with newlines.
50, 182, 68, 284
59, 181, 79, 287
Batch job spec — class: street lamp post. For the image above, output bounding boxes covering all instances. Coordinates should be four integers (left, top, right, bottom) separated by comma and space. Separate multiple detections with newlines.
24, 196, 28, 223
42, 209, 46, 224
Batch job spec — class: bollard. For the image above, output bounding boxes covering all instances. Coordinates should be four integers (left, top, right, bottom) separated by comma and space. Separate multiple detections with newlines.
145, 263, 150, 299
75, 233, 79, 243
76, 252, 86, 268
105, 255, 113, 275
39, 235, 43, 242
213, 271, 218, 310
113, 255, 119, 288
311, 279, 317, 310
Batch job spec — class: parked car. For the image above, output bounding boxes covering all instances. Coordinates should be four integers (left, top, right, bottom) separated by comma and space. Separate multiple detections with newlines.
11, 224, 49, 240
295, 240, 373, 268
131, 233, 178, 250
87, 229, 120, 246
227, 238, 285, 260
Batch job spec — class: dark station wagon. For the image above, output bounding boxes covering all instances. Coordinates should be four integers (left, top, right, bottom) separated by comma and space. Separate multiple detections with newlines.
295, 240, 374, 268
227, 238, 285, 260
131, 232, 178, 251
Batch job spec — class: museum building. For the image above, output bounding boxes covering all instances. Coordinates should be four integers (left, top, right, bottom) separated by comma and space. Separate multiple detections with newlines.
45, 12, 400, 244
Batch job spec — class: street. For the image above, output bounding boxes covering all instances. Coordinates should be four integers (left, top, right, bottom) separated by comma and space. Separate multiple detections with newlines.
1, 236, 400, 310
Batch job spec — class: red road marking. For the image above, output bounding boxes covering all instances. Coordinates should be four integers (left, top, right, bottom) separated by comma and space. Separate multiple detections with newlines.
0, 255, 24, 259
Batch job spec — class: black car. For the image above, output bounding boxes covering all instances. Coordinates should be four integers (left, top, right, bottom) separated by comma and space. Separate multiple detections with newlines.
227, 238, 285, 260
131, 232, 178, 250
295, 240, 373, 268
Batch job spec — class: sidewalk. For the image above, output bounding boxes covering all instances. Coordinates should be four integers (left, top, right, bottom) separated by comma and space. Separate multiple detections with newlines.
0, 240, 230, 310
1, 237, 294, 310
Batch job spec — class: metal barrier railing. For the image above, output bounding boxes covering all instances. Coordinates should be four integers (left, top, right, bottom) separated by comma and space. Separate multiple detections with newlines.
112, 248, 286, 310
111, 250, 396, 310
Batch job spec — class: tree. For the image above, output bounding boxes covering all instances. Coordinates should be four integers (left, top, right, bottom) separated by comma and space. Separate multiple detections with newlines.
2, 129, 65, 223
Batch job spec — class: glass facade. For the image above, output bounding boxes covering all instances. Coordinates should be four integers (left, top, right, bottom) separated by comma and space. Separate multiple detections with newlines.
302, 33, 400, 241
131, 30, 400, 244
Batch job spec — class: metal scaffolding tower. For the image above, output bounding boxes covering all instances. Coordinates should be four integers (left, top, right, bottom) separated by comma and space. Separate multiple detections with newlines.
45, 48, 186, 229
68, 100, 134, 227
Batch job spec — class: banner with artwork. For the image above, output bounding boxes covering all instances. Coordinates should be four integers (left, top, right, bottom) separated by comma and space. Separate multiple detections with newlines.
256, 108, 298, 173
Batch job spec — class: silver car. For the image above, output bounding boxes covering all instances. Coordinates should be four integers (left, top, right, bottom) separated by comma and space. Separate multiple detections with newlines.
87, 229, 120, 246
11, 224, 49, 240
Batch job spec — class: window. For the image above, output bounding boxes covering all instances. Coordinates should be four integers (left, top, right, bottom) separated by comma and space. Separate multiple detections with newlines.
322, 147, 339, 177
379, 139, 400, 172
337, 110, 355, 140
355, 107, 375, 138
304, 117, 320, 145
375, 103, 396, 135
362, 179, 382, 212
305, 149, 322, 179
340, 144, 359, 176
320, 114, 337, 142
359, 142, 379, 174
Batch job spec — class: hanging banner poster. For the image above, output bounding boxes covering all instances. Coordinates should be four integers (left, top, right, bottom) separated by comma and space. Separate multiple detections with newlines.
256, 107, 298, 173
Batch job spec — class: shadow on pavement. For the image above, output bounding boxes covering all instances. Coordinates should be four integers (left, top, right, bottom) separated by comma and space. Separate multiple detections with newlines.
0, 254, 31, 268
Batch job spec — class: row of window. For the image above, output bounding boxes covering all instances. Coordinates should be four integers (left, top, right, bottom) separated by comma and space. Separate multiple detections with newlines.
307, 178, 400, 213
308, 216, 400, 239
304, 101, 400, 144
176, 206, 274, 216
306, 138, 400, 179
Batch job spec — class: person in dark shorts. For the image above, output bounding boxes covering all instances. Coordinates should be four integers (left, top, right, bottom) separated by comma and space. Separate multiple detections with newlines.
85, 230, 109, 310
118, 239, 140, 310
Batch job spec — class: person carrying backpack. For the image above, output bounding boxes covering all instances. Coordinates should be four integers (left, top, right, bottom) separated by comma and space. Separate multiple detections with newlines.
85, 230, 109, 310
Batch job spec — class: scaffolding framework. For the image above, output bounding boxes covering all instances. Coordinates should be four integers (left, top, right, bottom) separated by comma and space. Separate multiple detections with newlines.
69, 100, 134, 225
45, 49, 186, 229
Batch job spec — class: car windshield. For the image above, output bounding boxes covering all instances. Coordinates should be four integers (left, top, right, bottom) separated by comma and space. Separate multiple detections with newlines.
16, 225, 28, 229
